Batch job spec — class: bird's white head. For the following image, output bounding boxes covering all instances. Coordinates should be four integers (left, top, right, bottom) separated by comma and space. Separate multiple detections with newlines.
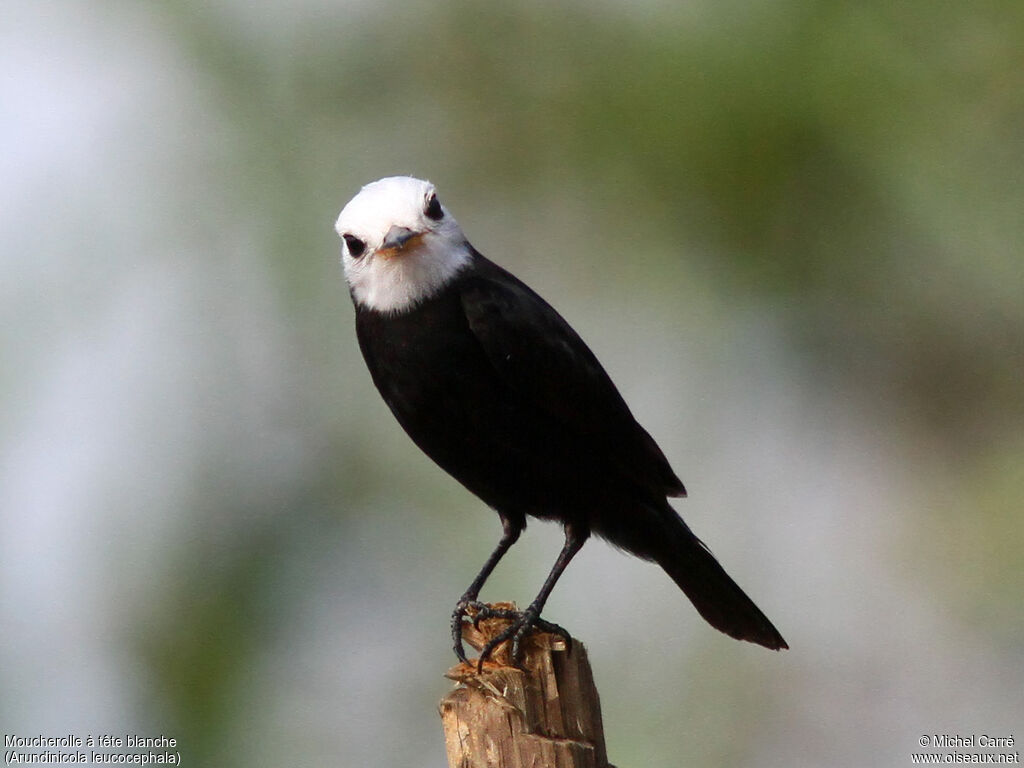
335, 176, 472, 314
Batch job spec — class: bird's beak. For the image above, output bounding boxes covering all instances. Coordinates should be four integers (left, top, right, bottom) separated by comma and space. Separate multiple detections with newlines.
379, 225, 423, 256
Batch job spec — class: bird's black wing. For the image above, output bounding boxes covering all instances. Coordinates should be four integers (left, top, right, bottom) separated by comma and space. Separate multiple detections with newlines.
459, 254, 685, 497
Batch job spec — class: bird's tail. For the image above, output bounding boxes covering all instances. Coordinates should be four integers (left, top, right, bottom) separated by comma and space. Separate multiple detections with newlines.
655, 518, 788, 650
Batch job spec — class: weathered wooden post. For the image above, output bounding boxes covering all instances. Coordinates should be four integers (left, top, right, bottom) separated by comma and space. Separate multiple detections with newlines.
439, 603, 614, 768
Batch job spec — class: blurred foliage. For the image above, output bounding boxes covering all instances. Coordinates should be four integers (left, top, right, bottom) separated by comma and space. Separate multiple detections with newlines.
923, 436, 1024, 646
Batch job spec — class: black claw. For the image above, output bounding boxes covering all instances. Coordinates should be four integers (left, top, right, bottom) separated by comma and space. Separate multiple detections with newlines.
471, 606, 572, 673
451, 598, 488, 664
453, 597, 573, 672
477, 625, 514, 673
532, 616, 572, 647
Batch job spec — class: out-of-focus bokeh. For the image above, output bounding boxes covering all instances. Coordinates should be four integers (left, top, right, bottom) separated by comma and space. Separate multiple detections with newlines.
2, 1, 1021, 766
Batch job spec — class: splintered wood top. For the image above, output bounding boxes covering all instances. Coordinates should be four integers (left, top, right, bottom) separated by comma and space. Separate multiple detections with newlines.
440, 603, 614, 768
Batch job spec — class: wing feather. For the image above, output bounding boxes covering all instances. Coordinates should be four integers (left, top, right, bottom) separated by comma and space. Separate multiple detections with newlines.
460, 255, 686, 497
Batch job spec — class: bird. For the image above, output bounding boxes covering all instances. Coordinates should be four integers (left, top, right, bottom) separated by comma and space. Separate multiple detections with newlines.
335, 176, 787, 666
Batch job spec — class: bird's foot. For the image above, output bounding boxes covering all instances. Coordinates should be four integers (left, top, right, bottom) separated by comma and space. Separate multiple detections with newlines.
472, 604, 572, 673
450, 597, 489, 664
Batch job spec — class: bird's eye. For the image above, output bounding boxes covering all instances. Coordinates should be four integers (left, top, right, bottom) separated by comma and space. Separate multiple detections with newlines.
343, 234, 366, 257
424, 193, 444, 221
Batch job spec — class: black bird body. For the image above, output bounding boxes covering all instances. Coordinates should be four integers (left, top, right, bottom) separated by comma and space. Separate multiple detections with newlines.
336, 176, 786, 661
356, 252, 679, 534
355, 251, 785, 650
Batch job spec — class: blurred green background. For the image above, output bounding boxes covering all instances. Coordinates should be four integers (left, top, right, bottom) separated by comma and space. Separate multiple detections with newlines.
2, 1, 1021, 766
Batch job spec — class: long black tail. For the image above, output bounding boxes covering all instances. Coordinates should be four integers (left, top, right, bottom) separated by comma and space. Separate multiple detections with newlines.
655, 520, 788, 650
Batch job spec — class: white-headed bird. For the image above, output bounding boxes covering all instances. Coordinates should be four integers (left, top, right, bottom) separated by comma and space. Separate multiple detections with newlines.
335, 176, 787, 666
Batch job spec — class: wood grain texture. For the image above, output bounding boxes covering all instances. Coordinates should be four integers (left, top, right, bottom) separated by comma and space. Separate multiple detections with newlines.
439, 604, 614, 768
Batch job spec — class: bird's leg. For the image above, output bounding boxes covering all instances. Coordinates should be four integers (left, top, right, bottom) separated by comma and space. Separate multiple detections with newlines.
476, 523, 587, 672
451, 515, 523, 664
